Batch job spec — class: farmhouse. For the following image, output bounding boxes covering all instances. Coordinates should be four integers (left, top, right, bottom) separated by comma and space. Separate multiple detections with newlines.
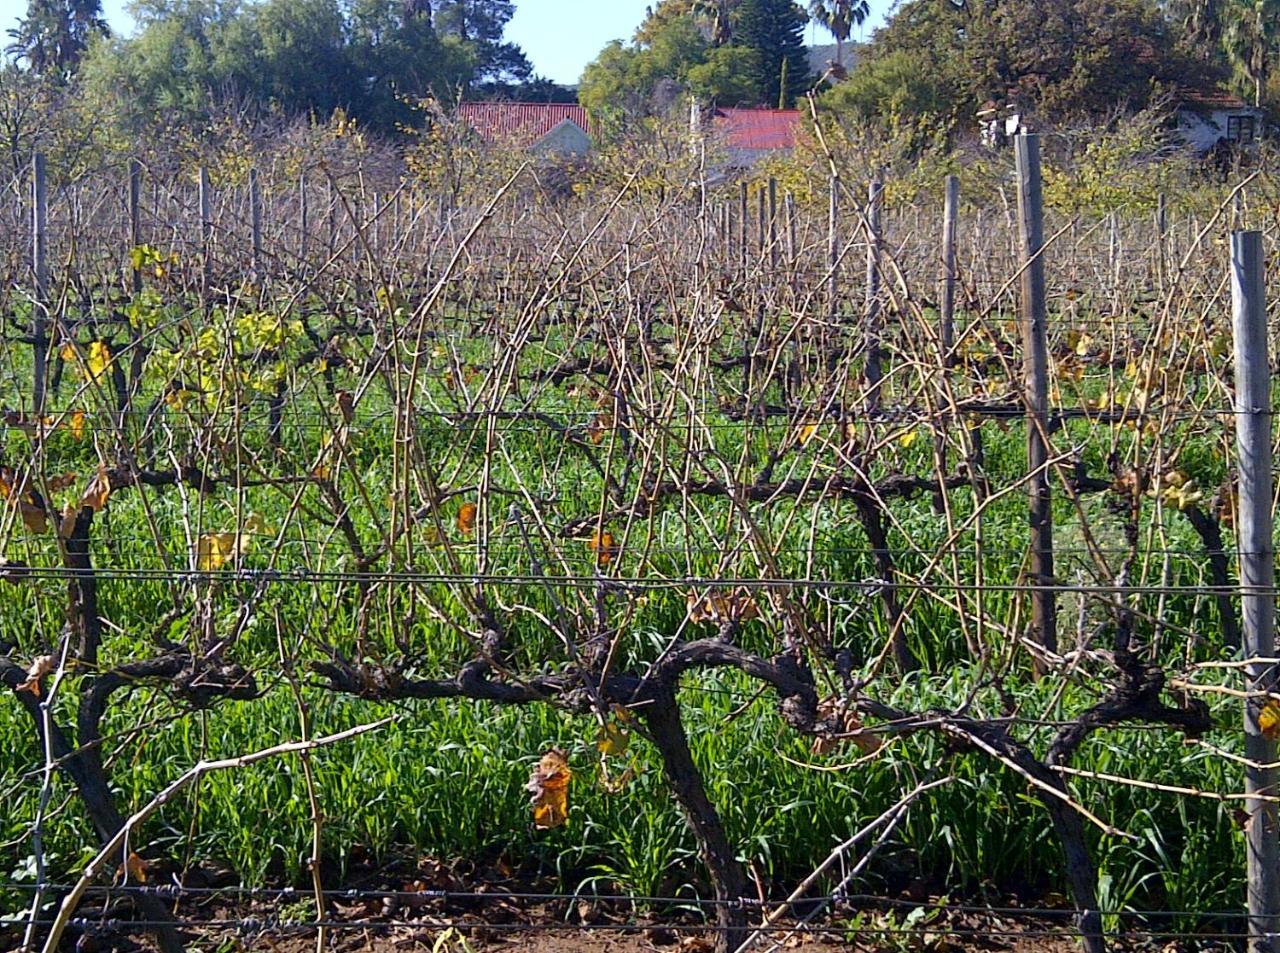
456, 102, 594, 156
978, 86, 1264, 155
1173, 87, 1263, 153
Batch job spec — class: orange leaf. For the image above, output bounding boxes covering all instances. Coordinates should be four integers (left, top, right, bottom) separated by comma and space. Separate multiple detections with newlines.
526, 748, 572, 830
586, 411, 613, 445
456, 502, 478, 535
687, 588, 759, 625
587, 531, 618, 566
69, 409, 85, 440
16, 654, 55, 697
80, 467, 111, 513
812, 696, 883, 757
115, 851, 148, 885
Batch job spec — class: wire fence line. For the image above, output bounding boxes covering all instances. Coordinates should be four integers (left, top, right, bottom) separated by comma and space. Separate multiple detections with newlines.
1, 140, 1279, 953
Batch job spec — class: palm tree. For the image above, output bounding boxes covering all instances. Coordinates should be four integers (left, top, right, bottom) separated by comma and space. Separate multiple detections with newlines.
807, 0, 869, 68
6, 0, 107, 77
691, 0, 740, 46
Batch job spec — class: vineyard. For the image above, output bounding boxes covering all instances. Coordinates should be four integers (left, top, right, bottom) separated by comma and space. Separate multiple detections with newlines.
0, 127, 1278, 953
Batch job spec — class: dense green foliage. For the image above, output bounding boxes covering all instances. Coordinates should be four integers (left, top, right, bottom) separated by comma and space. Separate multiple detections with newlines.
578, 0, 811, 126
5, 0, 107, 78
825, 0, 1212, 133
6, 0, 557, 136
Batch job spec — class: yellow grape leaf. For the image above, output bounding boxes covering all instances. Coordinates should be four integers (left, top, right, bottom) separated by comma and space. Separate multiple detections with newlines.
69, 409, 86, 440
526, 748, 571, 830
596, 721, 630, 758
80, 467, 111, 513
196, 532, 240, 572
456, 502, 478, 535
796, 422, 819, 446
1260, 699, 1280, 741
88, 341, 112, 381
687, 588, 760, 625
897, 429, 919, 449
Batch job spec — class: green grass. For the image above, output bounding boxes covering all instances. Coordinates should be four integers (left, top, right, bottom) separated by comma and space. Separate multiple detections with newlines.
0, 287, 1257, 935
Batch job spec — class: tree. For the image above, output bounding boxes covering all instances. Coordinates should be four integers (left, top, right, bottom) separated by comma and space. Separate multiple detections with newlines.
808, 0, 868, 66
733, 0, 810, 107
580, 6, 761, 126
691, 0, 741, 45
1221, 0, 1280, 106
1161, 0, 1224, 62
828, 0, 1207, 133
433, 0, 531, 87
7, 0, 108, 78
76, 0, 507, 134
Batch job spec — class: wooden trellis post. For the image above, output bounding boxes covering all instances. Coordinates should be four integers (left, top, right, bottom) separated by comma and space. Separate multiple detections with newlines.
1231, 228, 1280, 953
32, 153, 48, 414
1014, 133, 1056, 659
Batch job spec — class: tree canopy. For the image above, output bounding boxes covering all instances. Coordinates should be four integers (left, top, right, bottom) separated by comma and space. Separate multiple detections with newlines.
21, 0, 547, 135
825, 0, 1215, 132
7, 0, 108, 78
578, 0, 811, 127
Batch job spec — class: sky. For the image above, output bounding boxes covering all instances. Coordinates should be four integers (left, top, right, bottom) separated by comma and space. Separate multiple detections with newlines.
0, 0, 890, 85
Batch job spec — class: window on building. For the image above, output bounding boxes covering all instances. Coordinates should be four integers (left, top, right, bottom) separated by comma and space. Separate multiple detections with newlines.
1227, 115, 1257, 143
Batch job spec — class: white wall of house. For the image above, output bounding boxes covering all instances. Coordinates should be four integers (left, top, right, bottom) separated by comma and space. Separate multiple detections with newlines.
1176, 107, 1263, 153
532, 120, 592, 157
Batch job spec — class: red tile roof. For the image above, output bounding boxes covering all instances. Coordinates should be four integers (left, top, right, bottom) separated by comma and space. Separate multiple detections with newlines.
713, 108, 802, 151
457, 103, 592, 145
1178, 86, 1253, 111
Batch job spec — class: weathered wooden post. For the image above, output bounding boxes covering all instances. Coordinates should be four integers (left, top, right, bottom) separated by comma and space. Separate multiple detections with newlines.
941, 175, 959, 363
1014, 132, 1056, 659
1155, 192, 1167, 292
32, 152, 48, 414
298, 174, 309, 262
739, 181, 748, 275
129, 159, 143, 295
1232, 228, 1280, 953
198, 166, 212, 294
826, 173, 839, 375
935, 175, 960, 511
768, 176, 778, 271
864, 177, 884, 410
249, 167, 263, 279
756, 185, 766, 261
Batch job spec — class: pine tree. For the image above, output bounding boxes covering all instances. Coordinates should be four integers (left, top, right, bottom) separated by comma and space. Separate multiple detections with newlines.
733, 0, 810, 107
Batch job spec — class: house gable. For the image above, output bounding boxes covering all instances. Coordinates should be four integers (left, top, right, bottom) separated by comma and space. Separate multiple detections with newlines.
457, 103, 594, 153
532, 118, 592, 157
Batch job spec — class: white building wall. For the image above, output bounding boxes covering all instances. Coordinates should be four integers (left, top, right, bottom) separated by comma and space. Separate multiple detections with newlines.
532, 120, 593, 157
